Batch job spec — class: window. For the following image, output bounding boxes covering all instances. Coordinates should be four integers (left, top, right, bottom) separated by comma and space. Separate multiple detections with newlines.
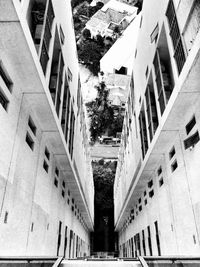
138, 198, 141, 203
60, 25, 65, 44
28, 117, 37, 135
147, 226, 153, 256
171, 159, 178, 172
45, 147, 50, 160
144, 199, 147, 205
43, 160, 49, 172
144, 191, 147, 196
139, 205, 142, 212
155, 221, 161, 255
169, 146, 175, 159
150, 23, 159, 43
157, 166, 162, 176
154, 49, 174, 115
62, 190, 65, 198
4, 211, 8, 224
183, 0, 200, 52
145, 66, 149, 78
139, 106, 148, 158
159, 177, 164, 187
0, 90, 9, 110
31, 223, 34, 232
166, 0, 186, 74
55, 167, 59, 176
68, 67, 73, 82
26, 132, 34, 150
184, 131, 200, 150
145, 80, 159, 141
186, 115, 196, 134
62, 181, 65, 188
54, 178, 58, 187
149, 189, 154, 198
72, 198, 74, 204
0, 62, 13, 91
148, 180, 153, 188
68, 190, 70, 196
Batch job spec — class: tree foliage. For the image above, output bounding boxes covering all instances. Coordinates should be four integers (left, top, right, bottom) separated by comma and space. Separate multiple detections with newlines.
92, 160, 117, 210
86, 82, 114, 141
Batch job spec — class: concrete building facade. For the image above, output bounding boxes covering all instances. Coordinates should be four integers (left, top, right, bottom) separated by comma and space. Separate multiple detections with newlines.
0, 0, 94, 257
114, 0, 200, 257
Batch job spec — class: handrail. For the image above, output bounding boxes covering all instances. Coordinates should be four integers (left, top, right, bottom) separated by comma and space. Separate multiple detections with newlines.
143, 256, 200, 261
52, 257, 63, 267
0, 256, 63, 266
138, 256, 149, 267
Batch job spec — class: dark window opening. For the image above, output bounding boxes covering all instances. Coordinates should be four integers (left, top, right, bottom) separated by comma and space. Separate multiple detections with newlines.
62, 181, 65, 188
28, 116, 36, 135
45, 147, 50, 160
54, 178, 58, 187
159, 177, 164, 187
145, 76, 159, 141
4, 211, 8, 224
184, 131, 200, 150
139, 205, 142, 212
149, 189, 154, 198
55, 167, 59, 176
166, 0, 186, 74
144, 199, 147, 205
169, 146, 176, 159
142, 230, 146, 256
155, 221, 161, 255
114, 66, 127, 75
0, 90, 9, 111
0, 62, 12, 91
157, 166, 162, 176
26, 132, 34, 150
43, 160, 49, 173
147, 226, 152, 256
186, 115, 196, 135
171, 160, 178, 172
139, 105, 148, 158
148, 180, 153, 188
62, 190, 65, 198
154, 26, 174, 115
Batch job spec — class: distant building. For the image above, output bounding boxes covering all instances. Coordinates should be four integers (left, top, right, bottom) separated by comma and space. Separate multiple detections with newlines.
100, 13, 141, 75
85, 0, 137, 37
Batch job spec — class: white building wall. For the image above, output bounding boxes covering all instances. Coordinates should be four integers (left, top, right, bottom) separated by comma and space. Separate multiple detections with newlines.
115, 0, 200, 256
0, 0, 93, 256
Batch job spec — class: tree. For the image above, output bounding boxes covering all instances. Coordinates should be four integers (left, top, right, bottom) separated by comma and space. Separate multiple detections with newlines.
78, 39, 102, 75
82, 28, 91, 40
86, 82, 114, 141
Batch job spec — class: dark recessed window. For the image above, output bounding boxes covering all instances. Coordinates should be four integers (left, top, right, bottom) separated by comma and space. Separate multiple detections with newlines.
138, 198, 141, 203
0, 62, 13, 91
43, 160, 49, 173
72, 198, 74, 204
60, 25, 65, 44
55, 167, 59, 176
136, 211, 138, 216
184, 131, 200, 150
68, 190, 70, 196
54, 178, 58, 187
171, 160, 178, 172
144, 191, 147, 196
0, 90, 9, 111
26, 132, 34, 150
148, 180, 153, 188
72, 206, 74, 212
159, 177, 164, 187
169, 146, 175, 160
186, 116, 196, 135
144, 199, 147, 205
31, 223, 34, 232
4, 211, 8, 224
62, 181, 65, 188
145, 66, 149, 78
139, 205, 142, 211
45, 147, 50, 160
62, 190, 65, 198
157, 166, 162, 176
149, 189, 154, 198
28, 116, 36, 135
67, 199, 70, 205
75, 204, 77, 209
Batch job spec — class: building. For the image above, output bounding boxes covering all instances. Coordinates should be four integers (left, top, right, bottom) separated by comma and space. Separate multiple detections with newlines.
100, 14, 141, 76
114, 0, 200, 257
0, 0, 94, 257
85, 0, 137, 37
